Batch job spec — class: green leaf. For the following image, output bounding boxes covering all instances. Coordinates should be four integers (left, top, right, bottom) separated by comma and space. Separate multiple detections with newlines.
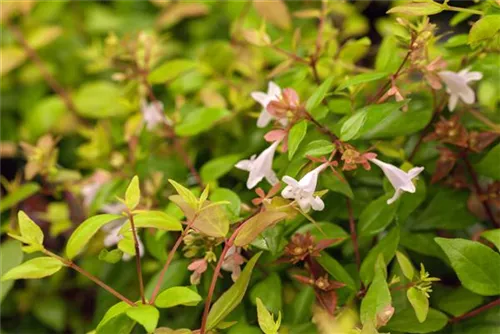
436, 287, 484, 317
360, 226, 400, 285
168, 180, 199, 209
397, 177, 426, 222
320, 171, 354, 199
337, 72, 389, 91
126, 304, 159, 333
200, 154, 241, 182
360, 264, 391, 324
254, 0, 291, 30
396, 251, 415, 280
358, 195, 398, 237
407, 287, 429, 323
234, 211, 287, 247
125, 176, 140, 210
145, 259, 189, 298
17, 210, 44, 246
468, 15, 500, 45
385, 308, 448, 333
0, 46, 27, 76
120, 211, 182, 233
340, 109, 367, 141
249, 272, 282, 314
288, 121, 308, 160
413, 189, 476, 230
148, 59, 197, 84
387, 2, 443, 16
481, 229, 500, 251
175, 107, 230, 137
303, 140, 335, 157
1, 257, 63, 281
206, 252, 262, 330
32, 297, 66, 332
256, 297, 281, 334
435, 238, 500, 296
74, 81, 130, 119
99, 249, 123, 264
97, 314, 135, 334
475, 143, 500, 180
316, 252, 356, 290
96, 301, 134, 331
289, 286, 315, 325
210, 188, 241, 219
155, 286, 202, 308
0, 183, 40, 213
305, 76, 334, 111
0, 240, 23, 301
65, 214, 122, 259
375, 36, 401, 72
339, 37, 371, 63
295, 222, 349, 247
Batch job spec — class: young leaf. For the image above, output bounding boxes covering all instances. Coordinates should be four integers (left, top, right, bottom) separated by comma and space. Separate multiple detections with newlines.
125, 304, 159, 334
305, 76, 334, 111
396, 251, 415, 280
206, 252, 262, 330
234, 211, 287, 247
387, 2, 443, 16
0, 183, 40, 213
407, 287, 429, 323
315, 252, 356, 290
435, 238, 500, 296
288, 120, 308, 160
98, 249, 123, 264
358, 195, 398, 237
303, 140, 335, 157
253, 0, 291, 30
256, 297, 281, 334
468, 15, 500, 45
125, 176, 140, 210
168, 180, 198, 209
119, 211, 182, 234
1, 257, 64, 281
250, 272, 282, 314
481, 229, 500, 251
155, 286, 202, 308
17, 211, 44, 246
360, 263, 391, 325
65, 214, 122, 259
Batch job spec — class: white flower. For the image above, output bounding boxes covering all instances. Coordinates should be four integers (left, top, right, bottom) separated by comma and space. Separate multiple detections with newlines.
438, 68, 483, 111
141, 100, 171, 130
251, 81, 287, 128
369, 158, 424, 205
281, 163, 328, 212
235, 140, 280, 189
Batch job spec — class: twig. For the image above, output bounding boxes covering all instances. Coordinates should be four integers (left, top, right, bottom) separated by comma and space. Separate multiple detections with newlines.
462, 153, 499, 227
128, 212, 145, 304
42, 249, 135, 306
303, 110, 338, 142
467, 108, 500, 134
346, 198, 361, 271
149, 217, 197, 304
271, 45, 309, 65
449, 298, 500, 323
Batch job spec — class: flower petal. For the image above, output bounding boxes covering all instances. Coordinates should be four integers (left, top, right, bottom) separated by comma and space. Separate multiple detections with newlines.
448, 94, 459, 111
257, 109, 273, 128
387, 189, 403, 205
235, 159, 252, 171
311, 196, 325, 211
459, 85, 475, 104
251, 91, 270, 107
268, 81, 282, 99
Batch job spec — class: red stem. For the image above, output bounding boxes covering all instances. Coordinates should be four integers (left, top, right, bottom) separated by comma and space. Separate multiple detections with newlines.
128, 212, 145, 304
449, 298, 500, 323
346, 198, 361, 271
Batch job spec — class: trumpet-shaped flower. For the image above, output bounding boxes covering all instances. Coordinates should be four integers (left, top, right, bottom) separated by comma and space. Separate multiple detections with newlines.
235, 140, 280, 189
141, 100, 171, 130
281, 163, 328, 212
369, 158, 424, 205
251, 81, 287, 128
438, 68, 482, 111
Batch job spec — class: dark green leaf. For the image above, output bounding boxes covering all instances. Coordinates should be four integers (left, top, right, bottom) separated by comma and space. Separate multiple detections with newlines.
305, 76, 334, 111
358, 195, 398, 237
288, 121, 308, 160
384, 308, 448, 333
201, 154, 241, 182
337, 72, 389, 91
0, 183, 40, 213
316, 252, 356, 290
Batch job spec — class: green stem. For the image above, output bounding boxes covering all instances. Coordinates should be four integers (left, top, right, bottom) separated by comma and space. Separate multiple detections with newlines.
444, 5, 483, 16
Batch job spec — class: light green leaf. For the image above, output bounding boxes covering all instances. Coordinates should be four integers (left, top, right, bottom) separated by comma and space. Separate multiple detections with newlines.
175, 107, 229, 137
1, 257, 63, 281
17, 210, 44, 246
481, 229, 500, 251
148, 59, 197, 84
387, 2, 443, 16
1, 240, 23, 300
126, 304, 159, 333
206, 252, 262, 330
385, 308, 448, 333
120, 211, 182, 234
337, 72, 389, 91
358, 195, 398, 237
396, 251, 415, 280
468, 15, 500, 45
0, 183, 40, 213
74, 81, 130, 119
65, 214, 122, 259
168, 180, 198, 209
360, 264, 391, 324
340, 109, 367, 141
256, 297, 281, 334
360, 226, 400, 285
96, 301, 134, 332
435, 238, 500, 296
254, 0, 291, 30
234, 211, 287, 247
210, 188, 241, 218
98, 249, 123, 264
305, 76, 334, 111
316, 252, 356, 290
288, 121, 308, 160
200, 154, 241, 182
27, 26, 62, 49
155, 286, 202, 308
407, 287, 429, 323
303, 140, 335, 157
0, 47, 27, 76
125, 176, 140, 210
